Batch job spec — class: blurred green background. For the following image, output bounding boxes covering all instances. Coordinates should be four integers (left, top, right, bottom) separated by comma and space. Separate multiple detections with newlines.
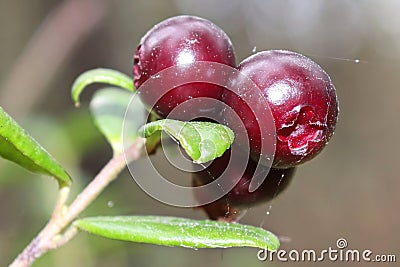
0, 0, 398, 266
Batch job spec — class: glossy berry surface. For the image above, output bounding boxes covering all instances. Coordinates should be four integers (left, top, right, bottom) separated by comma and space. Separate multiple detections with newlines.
222, 50, 339, 168
192, 151, 295, 221
134, 15, 236, 119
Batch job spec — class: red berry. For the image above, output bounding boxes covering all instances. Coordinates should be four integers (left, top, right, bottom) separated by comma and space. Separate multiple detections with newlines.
222, 50, 339, 168
192, 151, 295, 221
133, 15, 236, 119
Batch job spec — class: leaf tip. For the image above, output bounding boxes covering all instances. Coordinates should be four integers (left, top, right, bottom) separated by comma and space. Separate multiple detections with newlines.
137, 126, 146, 138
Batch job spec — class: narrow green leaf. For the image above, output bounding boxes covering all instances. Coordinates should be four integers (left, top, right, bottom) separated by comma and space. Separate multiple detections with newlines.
74, 216, 279, 251
0, 107, 71, 187
89, 88, 146, 154
138, 119, 234, 163
71, 68, 134, 106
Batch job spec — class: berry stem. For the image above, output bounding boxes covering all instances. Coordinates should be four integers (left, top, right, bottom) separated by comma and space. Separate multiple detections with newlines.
9, 138, 146, 267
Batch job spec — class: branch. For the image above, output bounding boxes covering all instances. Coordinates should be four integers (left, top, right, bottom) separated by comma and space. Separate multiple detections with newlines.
9, 138, 145, 267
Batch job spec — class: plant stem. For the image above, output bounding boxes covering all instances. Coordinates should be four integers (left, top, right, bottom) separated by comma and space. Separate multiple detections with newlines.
48, 225, 79, 250
9, 138, 145, 267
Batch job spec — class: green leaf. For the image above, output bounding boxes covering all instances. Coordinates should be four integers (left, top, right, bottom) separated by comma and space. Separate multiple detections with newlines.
71, 68, 134, 106
0, 107, 71, 187
90, 88, 146, 154
138, 119, 234, 163
74, 216, 279, 251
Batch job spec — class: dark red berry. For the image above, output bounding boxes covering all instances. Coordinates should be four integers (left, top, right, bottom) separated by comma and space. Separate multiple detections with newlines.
192, 151, 295, 221
222, 50, 339, 168
134, 15, 236, 119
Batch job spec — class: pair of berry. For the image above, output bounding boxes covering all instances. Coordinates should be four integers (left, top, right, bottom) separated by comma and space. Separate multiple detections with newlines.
133, 16, 339, 221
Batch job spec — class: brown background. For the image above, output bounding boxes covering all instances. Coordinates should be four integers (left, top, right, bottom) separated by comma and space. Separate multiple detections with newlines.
0, 0, 398, 266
